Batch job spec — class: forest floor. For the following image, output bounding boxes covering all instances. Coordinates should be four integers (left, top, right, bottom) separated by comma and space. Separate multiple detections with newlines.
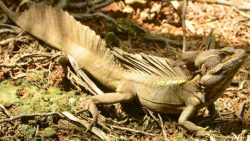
0, 0, 250, 140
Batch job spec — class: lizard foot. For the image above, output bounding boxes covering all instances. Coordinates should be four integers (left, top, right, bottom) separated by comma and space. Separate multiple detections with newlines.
78, 98, 99, 132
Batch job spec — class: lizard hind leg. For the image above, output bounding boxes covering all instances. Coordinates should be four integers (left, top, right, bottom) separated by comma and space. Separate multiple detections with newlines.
81, 81, 137, 129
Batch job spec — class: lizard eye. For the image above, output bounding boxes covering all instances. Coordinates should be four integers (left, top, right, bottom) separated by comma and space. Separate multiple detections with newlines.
219, 53, 227, 59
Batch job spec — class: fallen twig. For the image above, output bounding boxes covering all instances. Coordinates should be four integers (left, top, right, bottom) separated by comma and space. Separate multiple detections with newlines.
233, 8, 250, 19
158, 114, 169, 140
0, 23, 22, 31
67, 0, 114, 12
68, 55, 104, 95
67, 2, 89, 8
62, 111, 110, 141
182, 0, 187, 52
144, 108, 169, 139
198, 0, 250, 11
144, 34, 181, 46
0, 62, 28, 68
0, 104, 12, 117
107, 123, 155, 136
0, 112, 63, 124
75, 108, 111, 132
0, 35, 30, 45
0, 28, 17, 34
88, 0, 115, 12
72, 12, 117, 25
17, 52, 61, 62
67, 67, 86, 91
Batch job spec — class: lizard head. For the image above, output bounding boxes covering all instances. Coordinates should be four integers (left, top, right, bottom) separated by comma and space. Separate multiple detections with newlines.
173, 47, 242, 74
194, 47, 239, 73
199, 47, 246, 74
199, 47, 246, 89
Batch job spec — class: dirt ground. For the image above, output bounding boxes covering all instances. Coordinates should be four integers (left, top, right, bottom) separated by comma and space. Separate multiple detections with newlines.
0, 0, 250, 140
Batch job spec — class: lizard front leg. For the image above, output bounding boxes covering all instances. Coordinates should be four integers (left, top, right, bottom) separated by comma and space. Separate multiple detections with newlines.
82, 81, 137, 128
177, 95, 208, 133
178, 105, 206, 132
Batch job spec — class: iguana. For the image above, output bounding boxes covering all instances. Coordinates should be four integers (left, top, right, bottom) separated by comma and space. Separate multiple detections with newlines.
0, 1, 246, 133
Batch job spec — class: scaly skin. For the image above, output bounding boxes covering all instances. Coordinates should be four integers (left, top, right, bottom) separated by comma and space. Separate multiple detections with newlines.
0, 1, 246, 133
174, 47, 237, 74
84, 48, 246, 133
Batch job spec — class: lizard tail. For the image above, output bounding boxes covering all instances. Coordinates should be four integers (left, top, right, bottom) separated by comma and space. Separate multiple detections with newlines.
0, 3, 124, 89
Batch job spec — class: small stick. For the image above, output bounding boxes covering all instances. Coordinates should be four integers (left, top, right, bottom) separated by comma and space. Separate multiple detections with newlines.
0, 104, 12, 117
145, 108, 170, 139
0, 28, 16, 34
0, 112, 63, 124
107, 124, 155, 136
72, 12, 117, 25
145, 108, 159, 123
68, 55, 104, 95
62, 111, 110, 141
158, 114, 169, 140
182, 0, 188, 52
197, 0, 250, 11
88, 0, 115, 12
0, 36, 29, 45
67, 2, 89, 8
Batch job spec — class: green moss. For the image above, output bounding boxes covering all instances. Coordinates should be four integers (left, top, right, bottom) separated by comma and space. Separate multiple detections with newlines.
0, 79, 81, 116
17, 124, 36, 138
42, 127, 57, 137
69, 137, 81, 141
47, 87, 62, 95
26, 70, 45, 81
0, 80, 19, 106
175, 132, 186, 140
